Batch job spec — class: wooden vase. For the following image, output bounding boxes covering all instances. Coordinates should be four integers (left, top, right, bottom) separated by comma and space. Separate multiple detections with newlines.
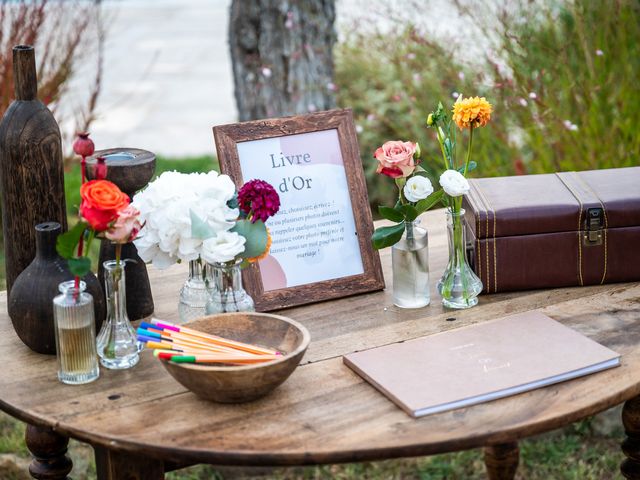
8, 222, 106, 355
0, 45, 67, 296
86, 149, 156, 321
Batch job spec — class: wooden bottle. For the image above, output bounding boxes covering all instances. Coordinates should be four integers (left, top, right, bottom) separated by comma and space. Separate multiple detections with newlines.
0, 45, 67, 295
8, 222, 106, 354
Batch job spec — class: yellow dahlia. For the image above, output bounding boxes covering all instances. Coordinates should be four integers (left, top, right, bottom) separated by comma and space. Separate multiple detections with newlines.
247, 228, 272, 263
452, 95, 492, 130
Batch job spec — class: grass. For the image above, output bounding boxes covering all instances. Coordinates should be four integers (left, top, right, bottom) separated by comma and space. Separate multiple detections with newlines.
0, 410, 625, 479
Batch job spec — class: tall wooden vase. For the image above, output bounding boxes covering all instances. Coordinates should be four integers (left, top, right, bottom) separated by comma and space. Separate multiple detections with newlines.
0, 45, 67, 296
87, 149, 155, 321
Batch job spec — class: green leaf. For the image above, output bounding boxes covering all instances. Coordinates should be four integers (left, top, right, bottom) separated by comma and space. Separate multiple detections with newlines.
371, 223, 405, 249
232, 219, 268, 259
415, 190, 445, 214
413, 165, 426, 173
394, 177, 407, 190
458, 161, 477, 174
411, 169, 431, 178
399, 204, 419, 221
56, 222, 88, 259
68, 257, 92, 277
190, 210, 215, 240
378, 205, 404, 223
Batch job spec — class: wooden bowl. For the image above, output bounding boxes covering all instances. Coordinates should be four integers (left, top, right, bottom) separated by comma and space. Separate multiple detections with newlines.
159, 312, 310, 403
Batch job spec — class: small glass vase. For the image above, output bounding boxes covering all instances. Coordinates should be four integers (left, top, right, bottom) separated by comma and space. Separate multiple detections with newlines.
205, 260, 255, 314
53, 281, 100, 385
178, 258, 211, 324
392, 221, 430, 308
437, 208, 483, 309
96, 260, 140, 369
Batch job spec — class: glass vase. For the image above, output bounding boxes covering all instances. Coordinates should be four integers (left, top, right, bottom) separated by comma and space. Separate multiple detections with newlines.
97, 260, 140, 369
392, 221, 430, 308
178, 258, 211, 324
437, 208, 483, 309
53, 281, 100, 385
205, 260, 255, 314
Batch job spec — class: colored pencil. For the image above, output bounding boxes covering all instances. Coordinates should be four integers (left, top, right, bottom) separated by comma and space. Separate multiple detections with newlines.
149, 318, 277, 355
138, 326, 255, 356
165, 354, 279, 365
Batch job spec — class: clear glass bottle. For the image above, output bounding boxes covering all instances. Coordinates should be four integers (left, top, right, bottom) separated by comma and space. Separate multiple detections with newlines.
96, 260, 140, 369
392, 221, 430, 308
178, 258, 211, 324
53, 280, 99, 385
205, 260, 255, 314
437, 209, 483, 309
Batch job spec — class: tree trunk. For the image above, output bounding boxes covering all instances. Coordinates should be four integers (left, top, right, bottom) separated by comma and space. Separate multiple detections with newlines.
229, 0, 336, 121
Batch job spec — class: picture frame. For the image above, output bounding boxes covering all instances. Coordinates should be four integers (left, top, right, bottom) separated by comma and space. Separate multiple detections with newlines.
213, 108, 385, 311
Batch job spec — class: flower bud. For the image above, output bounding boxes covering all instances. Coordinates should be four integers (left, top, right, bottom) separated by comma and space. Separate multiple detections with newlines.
73, 132, 95, 157
426, 113, 434, 126
94, 156, 107, 180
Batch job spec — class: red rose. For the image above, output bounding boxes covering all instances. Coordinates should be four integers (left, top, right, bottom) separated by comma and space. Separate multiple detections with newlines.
80, 180, 130, 231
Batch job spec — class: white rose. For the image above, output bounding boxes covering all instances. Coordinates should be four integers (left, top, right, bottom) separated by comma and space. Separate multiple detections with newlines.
439, 169, 470, 197
201, 231, 246, 264
403, 176, 434, 203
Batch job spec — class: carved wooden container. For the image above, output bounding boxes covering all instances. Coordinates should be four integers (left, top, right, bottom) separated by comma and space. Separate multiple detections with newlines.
0, 45, 67, 295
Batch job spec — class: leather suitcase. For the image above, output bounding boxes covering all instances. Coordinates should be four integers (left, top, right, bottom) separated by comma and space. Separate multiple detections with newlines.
462, 166, 640, 293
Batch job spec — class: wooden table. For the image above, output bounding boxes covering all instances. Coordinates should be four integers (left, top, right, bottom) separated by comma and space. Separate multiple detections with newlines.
1, 209, 640, 480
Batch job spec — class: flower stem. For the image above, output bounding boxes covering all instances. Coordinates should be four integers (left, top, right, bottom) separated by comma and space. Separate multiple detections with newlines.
436, 126, 450, 170
463, 126, 474, 177
81, 155, 86, 184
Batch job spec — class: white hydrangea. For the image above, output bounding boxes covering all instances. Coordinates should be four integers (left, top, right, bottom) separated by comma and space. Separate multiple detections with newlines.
132, 171, 239, 269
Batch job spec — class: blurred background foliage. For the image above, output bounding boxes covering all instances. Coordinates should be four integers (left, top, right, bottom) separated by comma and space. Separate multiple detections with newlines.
335, 0, 640, 207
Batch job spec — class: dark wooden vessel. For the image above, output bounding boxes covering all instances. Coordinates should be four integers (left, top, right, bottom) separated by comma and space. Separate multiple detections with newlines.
8, 222, 106, 354
0, 45, 67, 295
86, 148, 155, 320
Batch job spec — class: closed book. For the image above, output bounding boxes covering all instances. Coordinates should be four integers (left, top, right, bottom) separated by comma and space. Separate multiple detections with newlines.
343, 311, 620, 418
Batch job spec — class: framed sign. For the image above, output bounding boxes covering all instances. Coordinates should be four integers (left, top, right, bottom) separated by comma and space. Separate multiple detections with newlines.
213, 109, 385, 311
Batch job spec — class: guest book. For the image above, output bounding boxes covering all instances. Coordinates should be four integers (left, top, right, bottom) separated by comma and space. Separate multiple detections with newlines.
343, 311, 620, 418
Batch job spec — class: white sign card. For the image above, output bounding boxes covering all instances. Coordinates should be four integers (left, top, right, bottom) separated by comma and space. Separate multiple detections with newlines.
236, 129, 364, 291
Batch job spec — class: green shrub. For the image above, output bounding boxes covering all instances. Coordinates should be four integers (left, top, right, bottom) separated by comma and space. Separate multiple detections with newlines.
335, 0, 640, 208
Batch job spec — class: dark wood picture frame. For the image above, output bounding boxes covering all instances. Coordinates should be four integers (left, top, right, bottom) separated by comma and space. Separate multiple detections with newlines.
213, 108, 385, 311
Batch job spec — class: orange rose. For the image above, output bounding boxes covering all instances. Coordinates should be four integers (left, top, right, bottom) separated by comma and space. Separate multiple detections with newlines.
80, 180, 130, 231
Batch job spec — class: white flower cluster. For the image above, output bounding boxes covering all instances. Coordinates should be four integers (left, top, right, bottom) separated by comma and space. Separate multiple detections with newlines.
439, 170, 470, 197
132, 171, 243, 269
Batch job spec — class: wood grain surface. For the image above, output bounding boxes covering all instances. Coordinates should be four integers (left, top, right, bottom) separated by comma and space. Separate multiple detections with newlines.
0, 209, 639, 468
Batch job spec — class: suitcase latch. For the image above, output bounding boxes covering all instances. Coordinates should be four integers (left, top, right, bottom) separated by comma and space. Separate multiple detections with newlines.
583, 208, 603, 246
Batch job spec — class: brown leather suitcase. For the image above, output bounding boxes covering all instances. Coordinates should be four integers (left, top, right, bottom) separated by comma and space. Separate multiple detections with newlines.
463, 167, 640, 293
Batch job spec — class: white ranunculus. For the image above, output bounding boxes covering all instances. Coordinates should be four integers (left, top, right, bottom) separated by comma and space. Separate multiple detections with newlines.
201, 231, 246, 264
132, 171, 241, 269
439, 169, 470, 197
403, 176, 434, 203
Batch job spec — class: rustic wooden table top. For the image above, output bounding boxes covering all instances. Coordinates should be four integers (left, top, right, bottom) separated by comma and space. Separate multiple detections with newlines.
0, 209, 639, 469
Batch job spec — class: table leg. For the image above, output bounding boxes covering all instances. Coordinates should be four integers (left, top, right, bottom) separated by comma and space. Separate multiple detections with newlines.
24, 424, 73, 480
484, 442, 519, 480
622, 395, 640, 479
94, 446, 164, 480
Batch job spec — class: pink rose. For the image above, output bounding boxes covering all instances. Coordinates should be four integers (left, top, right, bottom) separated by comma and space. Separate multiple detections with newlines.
374, 140, 418, 178
105, 205, 143, 243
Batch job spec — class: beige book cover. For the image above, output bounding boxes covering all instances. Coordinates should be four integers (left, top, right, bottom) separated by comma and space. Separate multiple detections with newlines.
343, 311, 620, 418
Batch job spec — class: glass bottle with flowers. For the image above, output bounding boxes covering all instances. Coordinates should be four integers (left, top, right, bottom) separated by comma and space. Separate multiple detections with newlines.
198, 179, 280, 314
426, 95, 492, 309
57, 180, 143, 370
371, 141, 443, 308
132, 173, 280, 318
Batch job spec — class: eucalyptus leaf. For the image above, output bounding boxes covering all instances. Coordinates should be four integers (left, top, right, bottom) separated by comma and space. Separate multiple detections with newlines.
68, 257, 92, 277
190, 209, 216, 240
378, 205, 404, 223
371, 223, 405, 249
56, 222, 87, 259
232, 219, 268, 259
458, 161, 477, 174
415, 190, 445, 215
